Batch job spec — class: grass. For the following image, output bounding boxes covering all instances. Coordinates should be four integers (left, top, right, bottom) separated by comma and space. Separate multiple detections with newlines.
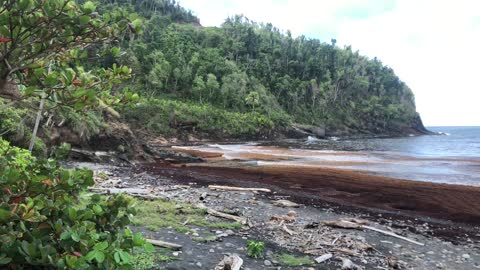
131, 247, 176, 270
192, 234, 219, 243
131, 199, 243, 233
275, 253, 314, 267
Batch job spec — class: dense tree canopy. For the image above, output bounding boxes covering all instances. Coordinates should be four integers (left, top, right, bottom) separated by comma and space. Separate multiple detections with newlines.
97, 1, 421, 135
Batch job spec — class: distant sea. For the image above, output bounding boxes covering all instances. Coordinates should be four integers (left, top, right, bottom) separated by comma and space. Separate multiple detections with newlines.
177, 126, 480, 186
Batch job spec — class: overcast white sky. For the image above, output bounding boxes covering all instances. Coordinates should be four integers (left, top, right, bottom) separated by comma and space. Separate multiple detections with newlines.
179, 0, 480, 126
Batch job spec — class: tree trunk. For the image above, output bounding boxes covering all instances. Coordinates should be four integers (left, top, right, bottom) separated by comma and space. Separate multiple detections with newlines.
29, 94, 46, 152
0, 76, 22, 101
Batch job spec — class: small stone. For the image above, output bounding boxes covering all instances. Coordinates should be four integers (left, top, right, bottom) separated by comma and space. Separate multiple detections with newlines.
225, 229, 235, 235
264, 260, 272, 266
341, 258, 359, 270
172, 252, 180, 257
462, 254, 471, 260
314, 253, 332, 263
225, 243, 234, 248
427, 251, 435, 255
215, 230, 223, 234
196, 262, 202, 267
209, 249, 215, 253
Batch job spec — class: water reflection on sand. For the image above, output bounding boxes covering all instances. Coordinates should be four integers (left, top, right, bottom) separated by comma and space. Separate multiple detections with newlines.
172, 143, 480, 186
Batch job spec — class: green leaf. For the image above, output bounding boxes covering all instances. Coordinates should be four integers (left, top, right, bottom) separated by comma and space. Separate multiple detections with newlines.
82, 1, 96, 13
68, 208, 77, 220
0, 26, 8, 37
73, 89, 87, 98
95, 251, 105, 263
65, 255, 77, 268
113, 252, 121, 264
79, 15, 90, 24
92, 205, 102, 214
110, 47, 121, 57
60, 231, 71, 240
44, 73, 58, 87
85, 250, 97, 261
132, 233, 144, 246
118, 250, 131, 263
94, 242, 108, 251
24, 86, 37, 96
0, 209, 11, 222
0, 254, 12, 265
71, 232, 80, 242
34, 68, 45, 78
143, 243, 155, 253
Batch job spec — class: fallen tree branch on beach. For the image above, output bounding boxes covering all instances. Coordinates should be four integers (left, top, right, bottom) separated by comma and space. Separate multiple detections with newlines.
208, 185, 271, 193
146, 239, 182, 250
323, 219, 424, 246
360, 224, 424, 246
281, 224, 296, 235
322, 220, 363, 229
197, 205, 248, 225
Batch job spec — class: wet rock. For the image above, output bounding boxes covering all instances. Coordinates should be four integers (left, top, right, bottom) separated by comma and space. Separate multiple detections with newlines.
264, 260, 272, 266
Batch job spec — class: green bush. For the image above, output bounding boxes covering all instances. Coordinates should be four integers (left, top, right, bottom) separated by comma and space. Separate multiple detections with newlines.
123, 98, 291, 138
246, 240, 265, 258
0, 138, 153, 269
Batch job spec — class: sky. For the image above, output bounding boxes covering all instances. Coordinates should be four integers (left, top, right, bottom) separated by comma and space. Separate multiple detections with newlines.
178, 0, 480, 126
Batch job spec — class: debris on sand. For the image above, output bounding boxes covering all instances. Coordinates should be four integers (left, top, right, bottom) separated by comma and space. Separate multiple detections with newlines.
208, 185, 271, 193
314, 253, 333, 263
341, 257, 362, 269
272, 199, 302, 208
270, 210, 297, 223
214, 254, 243, 270
323, 219, 424, 246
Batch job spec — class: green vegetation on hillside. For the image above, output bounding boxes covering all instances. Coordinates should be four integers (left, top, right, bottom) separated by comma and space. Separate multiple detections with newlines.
92, 0, 421, 137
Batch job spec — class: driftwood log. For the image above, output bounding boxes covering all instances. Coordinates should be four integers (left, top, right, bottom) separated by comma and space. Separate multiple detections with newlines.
208, 185, 271, 193
146, 239, 182, 250
323, 219, 424, 246
206, 208, 247, 225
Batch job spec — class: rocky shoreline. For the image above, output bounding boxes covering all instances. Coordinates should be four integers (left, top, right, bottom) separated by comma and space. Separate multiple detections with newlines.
77, 158, 480, 270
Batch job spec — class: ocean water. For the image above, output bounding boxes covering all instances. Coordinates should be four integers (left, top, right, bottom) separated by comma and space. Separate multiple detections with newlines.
272, 126, 480, 158
176, 127, 480, 186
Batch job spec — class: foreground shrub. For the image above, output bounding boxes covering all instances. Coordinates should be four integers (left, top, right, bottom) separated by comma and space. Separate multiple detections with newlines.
0, 139, 153, 269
